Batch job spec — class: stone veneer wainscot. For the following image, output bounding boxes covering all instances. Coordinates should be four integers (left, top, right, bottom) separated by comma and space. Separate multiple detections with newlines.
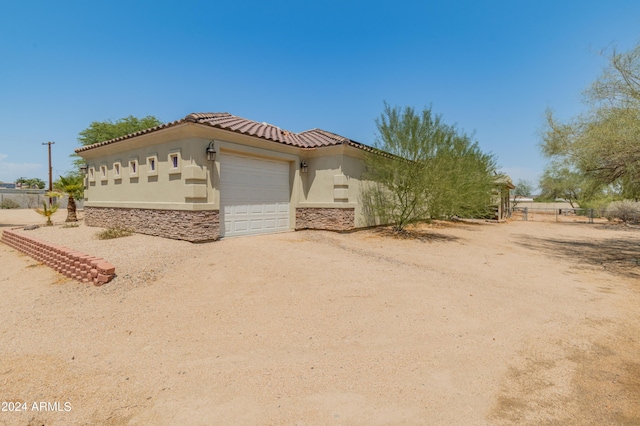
295, 207, 355, 231
85, 207, 219, 242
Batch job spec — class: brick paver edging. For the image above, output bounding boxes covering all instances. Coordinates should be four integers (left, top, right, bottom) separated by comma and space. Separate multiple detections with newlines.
1, 229, 115, 285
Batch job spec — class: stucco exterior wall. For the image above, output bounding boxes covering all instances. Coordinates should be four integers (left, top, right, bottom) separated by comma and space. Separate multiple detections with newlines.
82, 132, 215, 211
77, 122, 385, 240
339, 152, 373, 228
297, 148, 373, 228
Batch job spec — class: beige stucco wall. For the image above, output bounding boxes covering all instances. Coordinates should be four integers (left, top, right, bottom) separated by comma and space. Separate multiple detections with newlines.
81, 124, 216, 211
298, 146, 372, 228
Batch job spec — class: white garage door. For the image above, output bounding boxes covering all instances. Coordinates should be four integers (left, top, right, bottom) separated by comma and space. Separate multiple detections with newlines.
220, 154, 290, 237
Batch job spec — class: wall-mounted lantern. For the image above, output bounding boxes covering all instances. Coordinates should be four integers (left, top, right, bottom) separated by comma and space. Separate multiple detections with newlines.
206, 141, 217, 161
300, 160, 308, 173
79, 164, 88, 174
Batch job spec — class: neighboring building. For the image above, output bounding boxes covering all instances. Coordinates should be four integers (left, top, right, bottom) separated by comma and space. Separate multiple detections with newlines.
492, 175, 515, 220
0, 182, 16, 189
76, 112, 380, 242
511, 196, 535, 203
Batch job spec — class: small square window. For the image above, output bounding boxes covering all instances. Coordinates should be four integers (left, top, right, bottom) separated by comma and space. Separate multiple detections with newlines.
168, 151, 181, 174
113, 161, 122, 179
129, 158, 139, 177
146, 154, 158, 176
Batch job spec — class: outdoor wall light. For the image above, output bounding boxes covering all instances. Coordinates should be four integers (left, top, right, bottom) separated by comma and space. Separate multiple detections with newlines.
300, 160, 308, 173
79, 164, 88, 174
206, 141, 217, 161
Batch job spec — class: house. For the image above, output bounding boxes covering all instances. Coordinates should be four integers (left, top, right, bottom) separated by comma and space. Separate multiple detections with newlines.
75, 112, 379, 242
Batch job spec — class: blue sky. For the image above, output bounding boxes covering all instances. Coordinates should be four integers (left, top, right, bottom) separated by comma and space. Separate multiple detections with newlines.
1, 1, 639, 188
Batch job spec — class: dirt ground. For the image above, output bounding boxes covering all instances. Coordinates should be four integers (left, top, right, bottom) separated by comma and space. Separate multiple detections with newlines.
1, 210, 639, 425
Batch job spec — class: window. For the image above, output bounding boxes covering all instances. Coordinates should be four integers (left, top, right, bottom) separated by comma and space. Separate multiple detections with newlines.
88, 167, 96, 182
168, 150, 181, 174
146, 154, 158, 176
100, 165, 108, 181
129, 158, 139, 177
113, 161, 122, 179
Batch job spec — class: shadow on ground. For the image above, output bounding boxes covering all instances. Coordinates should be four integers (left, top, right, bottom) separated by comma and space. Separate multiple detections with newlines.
372, 227, 461, 243
516, 234, 640, 279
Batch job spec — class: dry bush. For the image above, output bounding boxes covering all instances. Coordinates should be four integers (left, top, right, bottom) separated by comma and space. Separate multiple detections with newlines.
96, 226, 133, 240
0, 199, 20, 209
605, 200, 640, 223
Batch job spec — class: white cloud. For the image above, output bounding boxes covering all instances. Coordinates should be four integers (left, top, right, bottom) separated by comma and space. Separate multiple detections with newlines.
0, 153, 42, 183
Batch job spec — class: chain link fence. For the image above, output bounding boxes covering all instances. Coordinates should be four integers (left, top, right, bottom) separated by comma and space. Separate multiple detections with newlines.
511, 207, 609, 224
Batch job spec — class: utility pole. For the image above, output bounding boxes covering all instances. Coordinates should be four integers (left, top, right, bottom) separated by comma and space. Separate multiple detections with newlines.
42, 141, 55, 205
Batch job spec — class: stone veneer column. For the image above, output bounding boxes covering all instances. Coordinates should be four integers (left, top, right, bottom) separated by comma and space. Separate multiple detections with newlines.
295, 208, 355, 231
84, 207, 219, 242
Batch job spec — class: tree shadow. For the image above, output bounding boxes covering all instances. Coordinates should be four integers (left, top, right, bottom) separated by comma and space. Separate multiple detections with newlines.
372, 226, 460, 243
516, 234, 640, 279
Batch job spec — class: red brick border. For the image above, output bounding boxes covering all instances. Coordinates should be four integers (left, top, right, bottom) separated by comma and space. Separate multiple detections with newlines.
1, 229, 116, 286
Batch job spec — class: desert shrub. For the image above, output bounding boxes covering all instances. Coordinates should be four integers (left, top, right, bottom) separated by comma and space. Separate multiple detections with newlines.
96, 226, 133, 240
62, 222, 79, 228
0, 199, 20, 209
605, 200, 640, 223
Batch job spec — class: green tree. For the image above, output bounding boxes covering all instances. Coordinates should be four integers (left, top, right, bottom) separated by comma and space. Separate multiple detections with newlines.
538, 165, 586, 208
513, 179, 534, 197
17, 177, 45, 189
511, 179, 534, 208
72, 115, 162, 168
541, 43, 640, 196
78, 115, 162, 146
54, 173, 84, 222
362, 103, 497, 231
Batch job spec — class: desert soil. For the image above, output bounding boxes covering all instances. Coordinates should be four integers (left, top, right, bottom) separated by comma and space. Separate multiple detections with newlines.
0, 210, 639, 425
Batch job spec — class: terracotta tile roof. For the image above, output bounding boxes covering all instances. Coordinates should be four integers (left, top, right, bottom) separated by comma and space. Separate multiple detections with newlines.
75, 112, 374, 153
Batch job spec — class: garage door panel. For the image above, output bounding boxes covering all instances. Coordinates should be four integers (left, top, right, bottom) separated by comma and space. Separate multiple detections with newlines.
236, 205, 250, 215
229, 220, 249, 232
250, 219, 265, 230
220, 154, 290, 237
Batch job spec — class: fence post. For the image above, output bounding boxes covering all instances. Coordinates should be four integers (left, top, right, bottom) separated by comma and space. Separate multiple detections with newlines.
589, 208, 594, 224
523, 207, 528, 221
556, 208, 558, 222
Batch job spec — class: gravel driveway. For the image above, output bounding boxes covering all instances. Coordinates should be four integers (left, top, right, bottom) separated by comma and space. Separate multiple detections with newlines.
1, 210, 639, 425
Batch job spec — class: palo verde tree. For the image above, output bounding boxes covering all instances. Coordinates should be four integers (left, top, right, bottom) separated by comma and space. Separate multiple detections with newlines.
541, 43, 640, 199
511, 179, 535, 209
513, 179, 534, 198
72, 115, 162, 168
362, 103, 497, 231
537, 164, 587, 208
